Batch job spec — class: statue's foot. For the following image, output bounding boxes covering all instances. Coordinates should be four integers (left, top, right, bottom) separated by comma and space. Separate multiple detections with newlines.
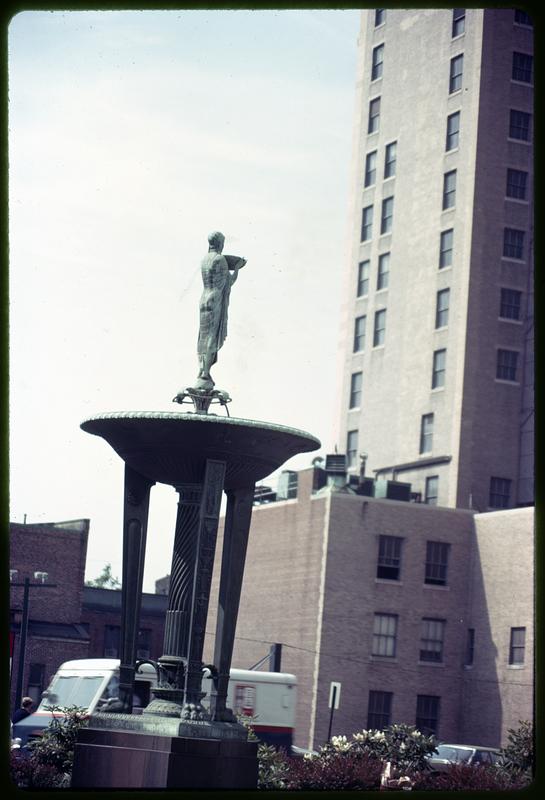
194, 376, 215, 391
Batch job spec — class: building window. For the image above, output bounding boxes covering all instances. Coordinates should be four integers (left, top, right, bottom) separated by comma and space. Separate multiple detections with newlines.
420, 413, 434, 454
514, 10, 532, 26
104, 625, 121, 658
361, 205, 373, 241
367, 691, 392, 730
375, 9, 385, 26
373, 309, 386, 346
449, 54, 463, 93
380, 196, 394, 234
506, 168, 528, 200
353, 315, 366, 352
496, 349, 518, 381
372, 44, 384, 81
377, 252, 390, 290
384, 141, 397, 179
357, 260, 370, 296
425, 476, 439, 506
500, 288, 522, 320
442, 170, 457, 210
439, 229, 454, 268
347, 430, 358, 467
364, 151, 377, 188
368, 97, 381, 134
416, 695, 440, 736
452, 8, 465, 37
432, 349, 446, 389
377, 535, 403, 580
425, 540, 450, 585
349, 371, 363, 408
509, 110, 531, 141
465, 628, 475, 666
512, 52, 533, 83
420, 618, 445, 663
27, 663, 45, 706
372, 613, 398, 657
489, 476, 511, 508
446, 111, 460, 151
503, 228, 525, 259
435, 288, 450, 329
509, 627, 526, 665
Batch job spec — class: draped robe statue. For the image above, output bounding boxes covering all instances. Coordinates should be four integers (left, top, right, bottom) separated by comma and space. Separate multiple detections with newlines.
195, 231, 246, 390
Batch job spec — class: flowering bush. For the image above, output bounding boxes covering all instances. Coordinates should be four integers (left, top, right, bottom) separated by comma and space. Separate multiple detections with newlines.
412, 763, 529, 791
10, 750, 65, 789
286, 749, 382, 791
497, 720, 533, 782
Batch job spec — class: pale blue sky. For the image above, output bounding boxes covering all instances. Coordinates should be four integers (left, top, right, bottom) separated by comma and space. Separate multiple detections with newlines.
9, 9, 361, 589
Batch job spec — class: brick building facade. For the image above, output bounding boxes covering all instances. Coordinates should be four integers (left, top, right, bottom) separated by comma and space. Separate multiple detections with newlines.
202, 467, 533, 750
9, 520, 166, 713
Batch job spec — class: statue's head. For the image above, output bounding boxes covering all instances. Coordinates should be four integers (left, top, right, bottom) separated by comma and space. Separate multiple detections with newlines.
208, 231, 225, 252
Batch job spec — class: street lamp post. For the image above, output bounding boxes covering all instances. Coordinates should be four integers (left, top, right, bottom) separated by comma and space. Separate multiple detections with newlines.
10, 572, 57, 712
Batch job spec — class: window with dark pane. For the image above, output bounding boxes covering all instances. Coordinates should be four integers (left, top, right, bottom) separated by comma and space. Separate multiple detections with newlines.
443, 170, 457, 209
446, 111, 460, 150
365, 150, 377, 187
420, 618, 445, 662
452, 9, 465, 37
361, 205, 373, 241
373, 308, 387, 346
425, 476, 439, 506
347, 430, 358, 467
514, 10, 532, 26
435, 289, 450, 328
449, 54, 463, 93
425, 540, 450, 585
377, 535, 403, 580
372, 44, 384, 81
350, 371, 363, 408
357, 260, 370, 296
416, 695, 440, 736
509, 627, 526, 665
500, 288, 522, 320
367, 690, 392, 730
439, 229, 454, 268
512, 52, 533, 83
496, 349, 518, 381
489, 476, 511, 508
375, 9, 386, 26
432, 349, 446, 388
420, 413, 434, 454
384, 141, 397, 178
503, 228, 525, 259
353, 315, 366, 352
368, 97, 381, 133
509, 110, 531, 141
381, 196, 394, 234
506, 168, 528, 200
104, 625, 120, 658
465, 628, 475, 666
377, 252, 390, 290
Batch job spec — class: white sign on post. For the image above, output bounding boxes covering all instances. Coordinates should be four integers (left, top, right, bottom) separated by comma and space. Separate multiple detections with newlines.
329, 681, 341, 710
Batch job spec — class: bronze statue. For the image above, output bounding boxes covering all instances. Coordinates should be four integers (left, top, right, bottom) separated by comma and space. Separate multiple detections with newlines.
195, 231, 246, 390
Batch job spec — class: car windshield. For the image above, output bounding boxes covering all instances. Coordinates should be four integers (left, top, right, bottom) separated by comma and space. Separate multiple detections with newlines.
38, 674, 105, 710
435, 745, 473, 763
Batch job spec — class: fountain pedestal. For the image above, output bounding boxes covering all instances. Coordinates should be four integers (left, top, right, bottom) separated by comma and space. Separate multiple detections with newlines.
71, 411, 319, 789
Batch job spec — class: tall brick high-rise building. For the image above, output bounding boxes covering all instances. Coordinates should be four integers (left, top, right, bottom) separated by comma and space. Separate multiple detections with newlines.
337, 8, 534, 511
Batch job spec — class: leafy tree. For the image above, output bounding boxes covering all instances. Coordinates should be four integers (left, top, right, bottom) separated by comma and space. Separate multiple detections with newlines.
85, 562, 121, 589
498, 720, 534, 782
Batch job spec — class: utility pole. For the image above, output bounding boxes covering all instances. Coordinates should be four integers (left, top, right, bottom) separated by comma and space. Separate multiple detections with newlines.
10, 573, 57, 711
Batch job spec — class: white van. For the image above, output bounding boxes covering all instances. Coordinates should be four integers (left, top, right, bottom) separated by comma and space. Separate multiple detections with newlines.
13, 659, 296, 750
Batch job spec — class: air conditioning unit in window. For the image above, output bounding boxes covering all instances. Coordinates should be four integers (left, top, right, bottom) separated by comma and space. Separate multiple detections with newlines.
374, 479, 412, 502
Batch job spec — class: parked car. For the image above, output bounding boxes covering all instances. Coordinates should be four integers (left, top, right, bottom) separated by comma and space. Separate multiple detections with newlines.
426, 743, 501, 772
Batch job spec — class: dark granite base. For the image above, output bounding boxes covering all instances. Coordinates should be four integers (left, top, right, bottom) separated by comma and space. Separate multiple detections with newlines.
72, 728, 259, 789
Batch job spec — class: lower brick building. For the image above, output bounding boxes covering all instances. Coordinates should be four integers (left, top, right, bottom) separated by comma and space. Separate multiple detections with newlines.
9, 520, 166, 712
203, 467, 534, 750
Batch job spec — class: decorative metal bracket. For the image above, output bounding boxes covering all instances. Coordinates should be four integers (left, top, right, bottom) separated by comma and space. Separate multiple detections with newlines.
172, 387, 231, 416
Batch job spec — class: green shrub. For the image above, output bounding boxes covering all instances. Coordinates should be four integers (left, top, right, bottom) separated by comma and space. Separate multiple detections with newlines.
498, 720, 533, 782
27, 706, 88, 776
413, 763, 528, 791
